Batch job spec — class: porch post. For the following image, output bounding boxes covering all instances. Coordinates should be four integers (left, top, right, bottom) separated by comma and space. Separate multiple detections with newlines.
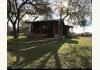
40, 23, 41, 34
54, 22, 55, 37
31, 23, 33, 34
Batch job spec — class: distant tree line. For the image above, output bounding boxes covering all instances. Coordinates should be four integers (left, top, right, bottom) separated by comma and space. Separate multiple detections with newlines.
70, 32, 92, 38
78, 32, 92, 37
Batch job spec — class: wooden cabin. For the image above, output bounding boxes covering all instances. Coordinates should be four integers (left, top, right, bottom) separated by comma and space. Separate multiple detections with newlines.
26, 19, 73, 38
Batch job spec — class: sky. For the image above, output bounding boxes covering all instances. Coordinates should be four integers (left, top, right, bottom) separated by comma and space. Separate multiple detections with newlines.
72, 26, 92, 34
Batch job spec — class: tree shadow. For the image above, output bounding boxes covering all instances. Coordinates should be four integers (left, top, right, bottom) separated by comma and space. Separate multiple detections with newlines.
53, 51, 62, 69
37, 50, 62, 69
66, 45, 92, 69
8, 39, 91, 69
8, 36, 48, 44
8, 39, 65, 69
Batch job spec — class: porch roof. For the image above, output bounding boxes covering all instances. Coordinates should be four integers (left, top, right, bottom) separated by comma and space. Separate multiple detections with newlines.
25, 19, 73, 28
25, 19, 60, 24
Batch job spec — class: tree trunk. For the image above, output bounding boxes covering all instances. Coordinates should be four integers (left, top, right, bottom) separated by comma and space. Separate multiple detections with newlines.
13, 24, 17, 39
16, 20, 20, 38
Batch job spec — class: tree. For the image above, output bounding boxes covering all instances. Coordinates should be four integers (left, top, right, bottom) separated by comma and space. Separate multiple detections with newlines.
7, 0, 52, 39
7, 0, 28, 39
53, 0, 92, 26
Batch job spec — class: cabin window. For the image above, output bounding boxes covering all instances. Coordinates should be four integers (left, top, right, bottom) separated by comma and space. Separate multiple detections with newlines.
41, 24, 48, 34
42, 25, 48, 29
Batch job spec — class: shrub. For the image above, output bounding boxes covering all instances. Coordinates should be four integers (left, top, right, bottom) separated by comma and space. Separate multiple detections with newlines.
78, 32, 92, 37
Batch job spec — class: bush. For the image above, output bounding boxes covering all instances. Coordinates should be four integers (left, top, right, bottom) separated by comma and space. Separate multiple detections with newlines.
78, 32, 92, 37
70, 32, 79, 39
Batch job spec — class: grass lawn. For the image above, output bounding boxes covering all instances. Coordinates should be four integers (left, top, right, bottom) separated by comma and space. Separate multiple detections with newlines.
7, 36, 92, 69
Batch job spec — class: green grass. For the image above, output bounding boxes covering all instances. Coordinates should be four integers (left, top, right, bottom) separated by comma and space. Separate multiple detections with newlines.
7, 36, 92, 69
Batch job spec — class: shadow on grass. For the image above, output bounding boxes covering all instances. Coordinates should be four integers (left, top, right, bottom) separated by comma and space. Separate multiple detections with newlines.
8, 38, 66, 69
8, 36, 47, 44
8, 38, 85, 69
66, 45, 92, 69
